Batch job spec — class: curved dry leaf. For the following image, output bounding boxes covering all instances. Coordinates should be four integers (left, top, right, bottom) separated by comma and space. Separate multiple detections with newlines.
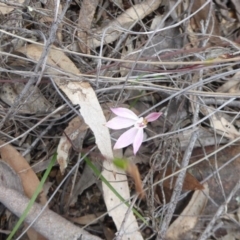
157, 166, 204, 191
126, 162, 145, 198
155, 166, 204, 203
0, 140, 48, 240
217, 72, 240, 93
0, 0, 25, 15
0, 140, 47, 204
166, 183, 209, 240
0, 161, 46, 240
68, 212, 104, 225
57, 116, 88, 174
150, 14, 164, 30
213, 116, 240, 139
201, 106, 240, 140
0, 83, 54, 114
89, 0, 162, 48
191, 0, 220, 35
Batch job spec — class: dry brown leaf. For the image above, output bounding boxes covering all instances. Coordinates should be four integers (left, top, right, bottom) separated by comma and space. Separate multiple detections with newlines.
186, 0, 224, 48
217, 72, 240, 93
166, 183, 209, 239
126, 162, 145, 198
217, 79, 240, 93
201, 106, 240, 140
155, 166, 204, 203
17, 44, 143, 239
0, 140, 47, 203
103, 226, 116, 240
212, 116, 240, 139
150, 14, 163, 30
89, 0, 162, 48
191, 0, 220, 36
0, 0, 25, 15
78, 0, 99, 53
70, 163, 101, 206
0, 140, 47, 240
68, 212, 104, 225
156, 166, 204, 191
57, 116, 88, 174
0, 83, 54, 114
0, 161, 45, 240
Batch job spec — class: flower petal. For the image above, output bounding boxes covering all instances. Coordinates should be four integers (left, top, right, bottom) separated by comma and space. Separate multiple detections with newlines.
110, 108, 138, 120
113, 127, 138, 149
105, 117, 135, 129
145, 112, 162, 122
133, 129, 144, 155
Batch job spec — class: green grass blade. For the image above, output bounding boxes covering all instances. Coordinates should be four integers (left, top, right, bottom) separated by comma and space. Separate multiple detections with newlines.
85, 157, 147, 224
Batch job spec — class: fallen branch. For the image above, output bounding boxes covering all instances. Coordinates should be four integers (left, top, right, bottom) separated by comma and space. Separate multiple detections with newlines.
0, 186, 102, 240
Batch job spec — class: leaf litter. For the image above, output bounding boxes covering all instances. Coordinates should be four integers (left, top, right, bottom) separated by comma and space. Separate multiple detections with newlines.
1, 0, 240, 239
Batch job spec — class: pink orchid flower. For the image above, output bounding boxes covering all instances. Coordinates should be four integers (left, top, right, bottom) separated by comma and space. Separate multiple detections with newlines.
106, 108, 162, 155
